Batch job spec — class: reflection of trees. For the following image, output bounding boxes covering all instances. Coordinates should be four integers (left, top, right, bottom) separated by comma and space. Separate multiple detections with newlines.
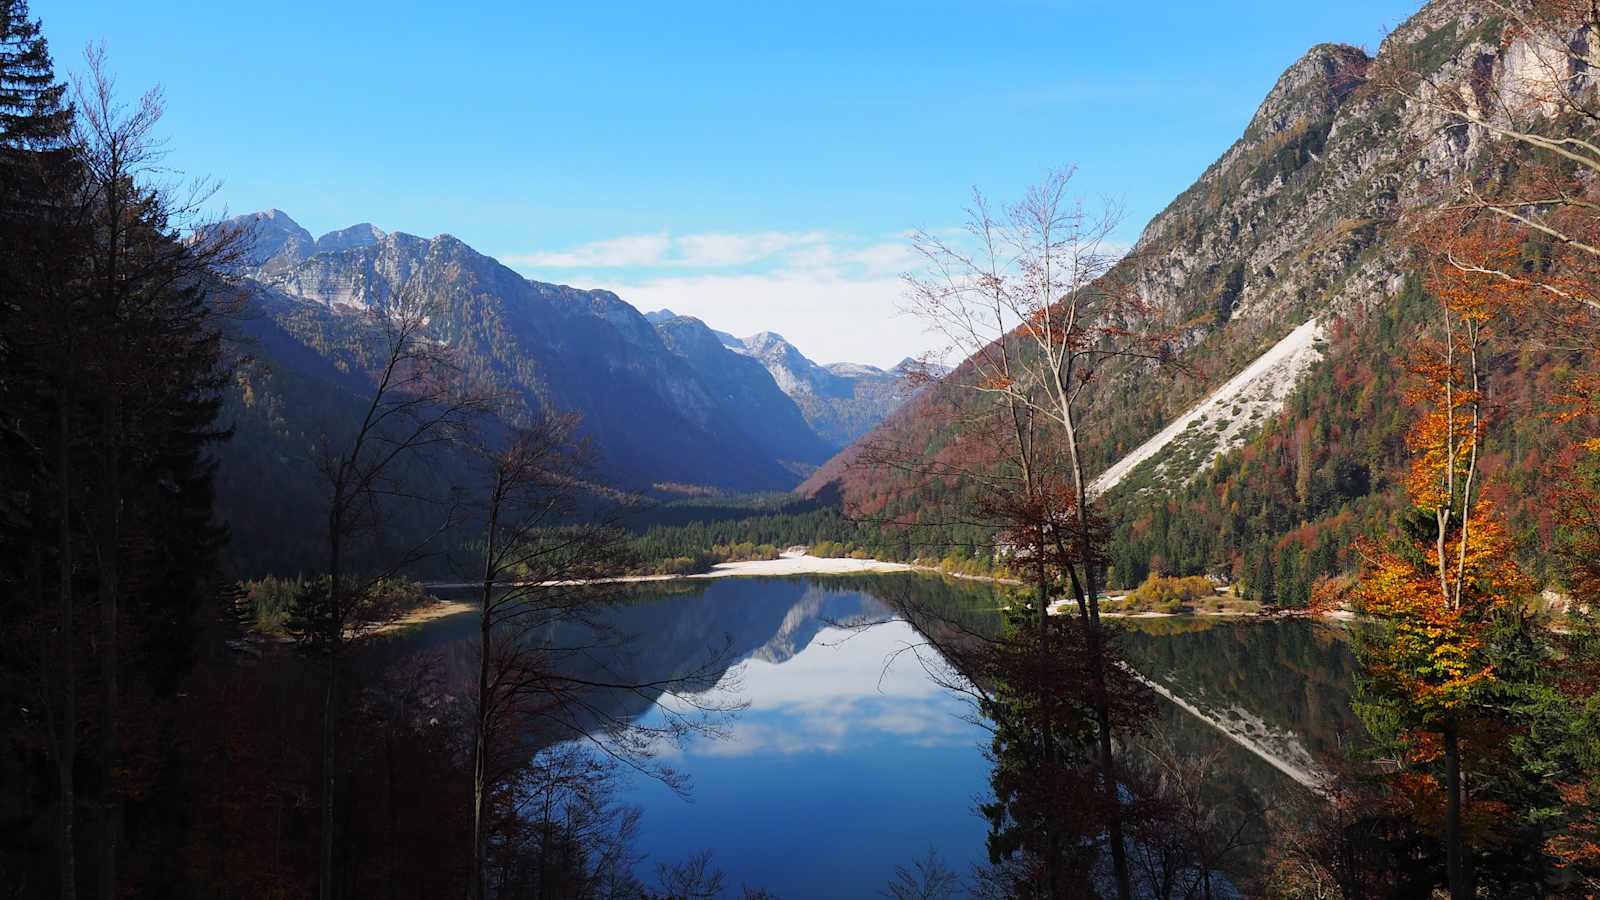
1122, 730, 1266, 900
856, 574, 1158, 896
1120, 620, 1362, 765
975, 609, 1147, 898
863, 576, 1335, 895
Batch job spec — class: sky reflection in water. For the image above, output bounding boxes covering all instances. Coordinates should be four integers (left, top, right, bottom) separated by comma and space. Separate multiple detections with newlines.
617, 579, 991, 897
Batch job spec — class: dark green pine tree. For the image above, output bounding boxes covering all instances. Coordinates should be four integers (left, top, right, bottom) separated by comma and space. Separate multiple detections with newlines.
0, 0, 71, 149
0, 2, 81, 897
67, 49, 241, 893
3, 15, 237, 894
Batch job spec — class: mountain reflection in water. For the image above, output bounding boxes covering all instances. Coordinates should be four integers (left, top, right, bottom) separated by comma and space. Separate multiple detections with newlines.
395, 575, 1358, 897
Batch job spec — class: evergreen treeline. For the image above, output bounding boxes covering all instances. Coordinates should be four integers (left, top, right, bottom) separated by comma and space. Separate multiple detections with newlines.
1, 6, 236, 894
626, 505, 1005, 576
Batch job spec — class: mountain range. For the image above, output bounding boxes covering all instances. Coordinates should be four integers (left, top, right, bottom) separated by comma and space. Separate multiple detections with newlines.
212, 212, 923, 572
212, 0, 1581, 599
644, 308, 930, 449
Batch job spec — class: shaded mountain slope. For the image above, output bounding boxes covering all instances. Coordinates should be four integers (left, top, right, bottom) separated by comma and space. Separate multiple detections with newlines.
652, 315, 834, 472
214, 215, 855, 573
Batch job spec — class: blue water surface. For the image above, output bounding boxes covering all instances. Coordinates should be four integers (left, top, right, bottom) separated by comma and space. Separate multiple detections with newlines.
614, 578, 993, 896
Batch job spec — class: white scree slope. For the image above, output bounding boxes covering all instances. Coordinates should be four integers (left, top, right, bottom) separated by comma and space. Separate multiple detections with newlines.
1088, 318, 1327, 499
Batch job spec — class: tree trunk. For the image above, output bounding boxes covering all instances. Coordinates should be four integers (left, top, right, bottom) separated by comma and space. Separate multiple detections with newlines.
56, 388, 78, 900
319, 529, 342, 900
1444, 717, 1468, 900
97, 392, 121, 900
319, 652, 339, 900
472, 477, 501, 900
1061, 411, 1132, 900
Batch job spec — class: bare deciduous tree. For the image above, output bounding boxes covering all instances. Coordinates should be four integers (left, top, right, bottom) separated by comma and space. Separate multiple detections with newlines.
291, 279, 484, 900
897, 169, 1172, 899
463, 413, 744, 899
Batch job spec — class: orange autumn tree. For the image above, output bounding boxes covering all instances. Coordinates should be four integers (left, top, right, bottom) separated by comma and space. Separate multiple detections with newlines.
1353, 236, 1535, 900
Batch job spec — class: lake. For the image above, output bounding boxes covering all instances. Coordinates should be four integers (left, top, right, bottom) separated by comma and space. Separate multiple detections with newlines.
400, 573, 1359, 897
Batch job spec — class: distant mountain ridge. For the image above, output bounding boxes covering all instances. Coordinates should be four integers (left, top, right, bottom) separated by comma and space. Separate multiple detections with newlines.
222, 210, 847, 491
644, 310, 923, 449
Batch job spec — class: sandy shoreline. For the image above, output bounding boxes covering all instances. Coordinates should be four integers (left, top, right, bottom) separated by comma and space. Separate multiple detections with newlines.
397, 554, 938, 630
372, 599, 478, 635
422, 553, 923, 592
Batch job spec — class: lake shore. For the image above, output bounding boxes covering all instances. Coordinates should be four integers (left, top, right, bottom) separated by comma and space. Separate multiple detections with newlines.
404, 554, 1361, 632
1048, 596, 1357, 622
422, 552, 923, 592
399, 554, 946, 631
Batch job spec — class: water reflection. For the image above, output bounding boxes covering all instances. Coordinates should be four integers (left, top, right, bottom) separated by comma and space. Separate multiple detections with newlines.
394, 576, 1358, 897
690, 615, 974, 757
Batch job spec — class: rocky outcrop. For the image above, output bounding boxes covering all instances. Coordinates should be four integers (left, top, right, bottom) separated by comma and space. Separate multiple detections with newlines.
653, 315, 833, 470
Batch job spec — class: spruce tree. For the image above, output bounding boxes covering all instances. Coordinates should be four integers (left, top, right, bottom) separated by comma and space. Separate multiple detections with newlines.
0, 3, 80, 897
0, 0, 71, 149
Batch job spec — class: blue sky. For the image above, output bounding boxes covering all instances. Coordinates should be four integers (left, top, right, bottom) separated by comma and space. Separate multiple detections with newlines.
36, 0, 1423, 367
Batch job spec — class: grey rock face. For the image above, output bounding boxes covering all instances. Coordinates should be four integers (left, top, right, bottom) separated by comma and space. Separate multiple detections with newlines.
653, 315, 833, 468
803, 0, 1559, 503
1095, 0, 1533, 414
314, 223, 386, 254
738, 331, 912, 450
229, 208, 314, 273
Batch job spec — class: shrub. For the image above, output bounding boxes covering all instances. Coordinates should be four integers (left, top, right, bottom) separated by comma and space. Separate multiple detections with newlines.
1127, 573, 1216, 609
239, 576, 303, 634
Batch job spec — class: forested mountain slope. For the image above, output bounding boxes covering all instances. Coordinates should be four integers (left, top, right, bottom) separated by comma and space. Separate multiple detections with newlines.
802, 0, 1589, 601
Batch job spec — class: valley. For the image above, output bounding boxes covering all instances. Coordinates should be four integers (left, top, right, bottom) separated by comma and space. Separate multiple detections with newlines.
5, 0, 1599, 897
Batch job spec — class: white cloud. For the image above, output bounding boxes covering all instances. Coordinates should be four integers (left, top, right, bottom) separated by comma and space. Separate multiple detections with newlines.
848, 241, 921, 277
509, 230, 831, 270
505, 228, 944, 366
504, 228, 971, 367
674, 230, 830, 267
508, 233, 673, 268
607, 271, 924, 369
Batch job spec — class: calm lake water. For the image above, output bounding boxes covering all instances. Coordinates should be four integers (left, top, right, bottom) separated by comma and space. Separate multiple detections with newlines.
402, 574, 1359, 897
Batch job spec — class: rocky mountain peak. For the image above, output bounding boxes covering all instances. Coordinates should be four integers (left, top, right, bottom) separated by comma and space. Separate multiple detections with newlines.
226, 208, 314, 271
574, 289, 660, 349
314, 222, 387, 254
1241, 43, 1370, 144
743, 331, 789, 351
653, 315, 724, 357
